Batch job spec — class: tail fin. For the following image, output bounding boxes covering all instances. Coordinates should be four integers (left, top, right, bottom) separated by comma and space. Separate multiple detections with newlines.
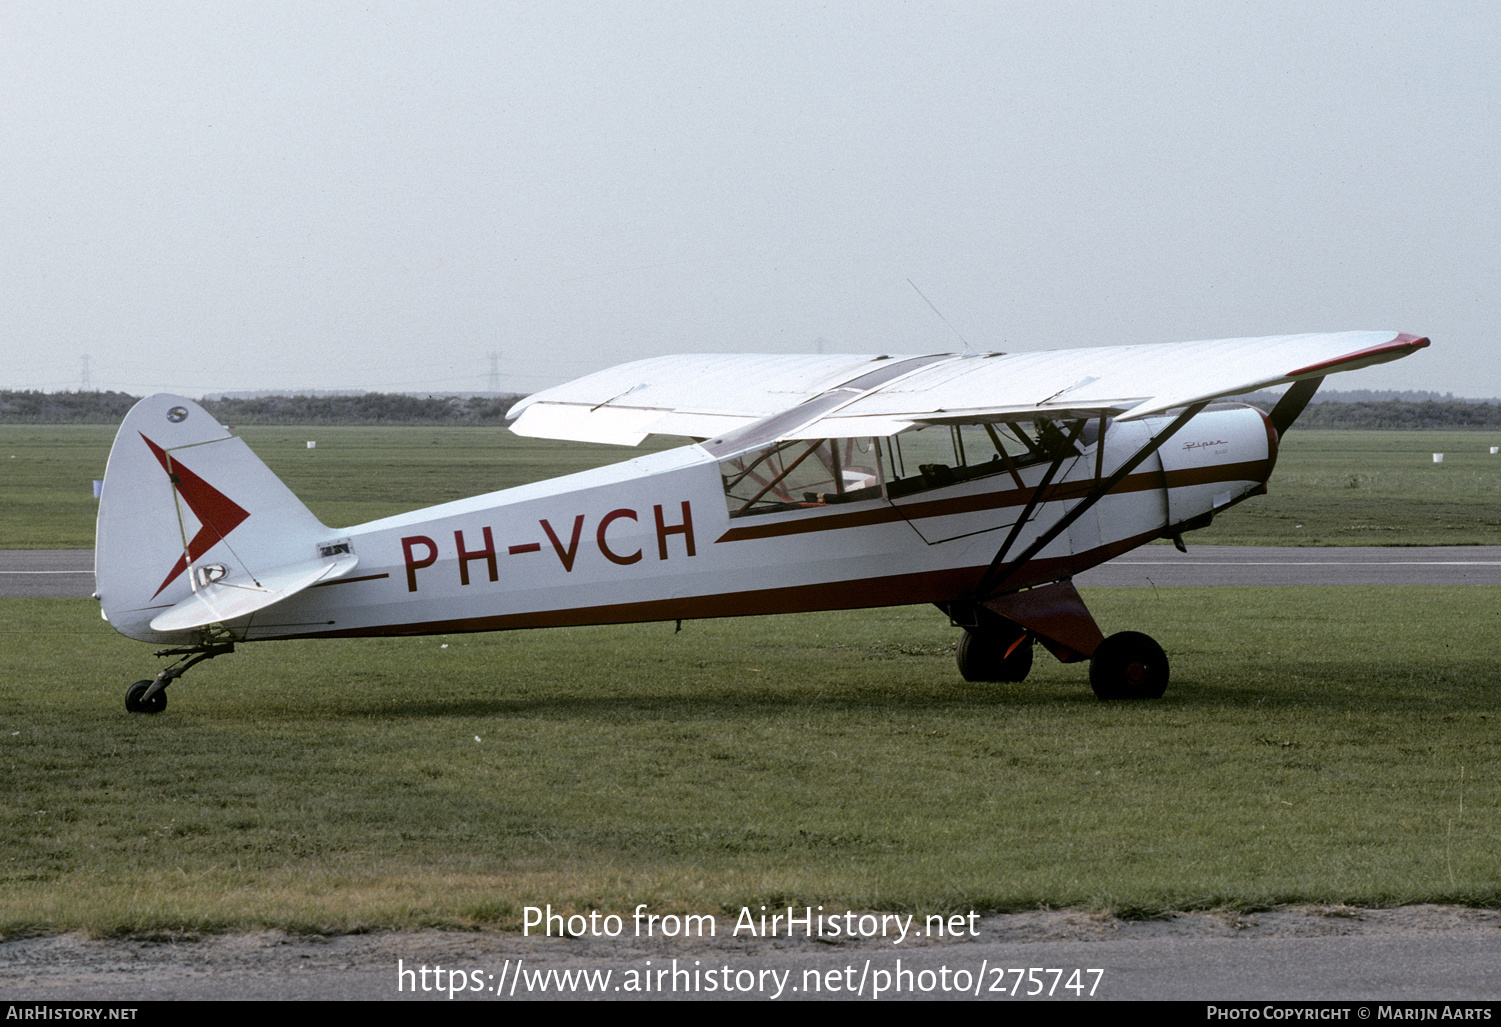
95, 395, 356, 643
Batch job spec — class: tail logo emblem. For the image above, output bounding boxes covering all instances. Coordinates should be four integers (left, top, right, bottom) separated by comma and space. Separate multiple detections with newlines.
139, 433, 250, 598
166, 406, 189, 423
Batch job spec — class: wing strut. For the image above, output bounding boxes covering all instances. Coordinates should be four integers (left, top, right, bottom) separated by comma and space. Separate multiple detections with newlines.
1269, 376, 1325, 437
966, 419, 1088, 594
974, 402, 1209, 598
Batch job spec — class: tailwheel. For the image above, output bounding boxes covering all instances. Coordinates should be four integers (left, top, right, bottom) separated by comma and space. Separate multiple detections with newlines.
956, 626, 1034, 682
1089, 631, 1169, 700
124, 679, 167, 714
121, 641, 234, 713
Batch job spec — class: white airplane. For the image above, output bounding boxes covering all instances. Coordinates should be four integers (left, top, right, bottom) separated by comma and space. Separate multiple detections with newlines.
95, 330, 1427, 712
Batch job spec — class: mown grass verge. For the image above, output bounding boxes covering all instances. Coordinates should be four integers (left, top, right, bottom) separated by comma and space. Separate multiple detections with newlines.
1196, 430, 1501, 545
2, 588, 1496, 937
0, 424, 678, 548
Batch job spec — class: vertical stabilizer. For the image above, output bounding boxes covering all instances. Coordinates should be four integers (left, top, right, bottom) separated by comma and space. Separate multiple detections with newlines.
95, 395, 336, 642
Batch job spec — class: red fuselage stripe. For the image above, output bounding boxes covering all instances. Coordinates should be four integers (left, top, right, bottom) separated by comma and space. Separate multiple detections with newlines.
259, 526, 1168, 641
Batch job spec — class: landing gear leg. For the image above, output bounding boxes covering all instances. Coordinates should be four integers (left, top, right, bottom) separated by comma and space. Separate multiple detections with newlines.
123, 642, 234, 714
944, 588, 1170, 699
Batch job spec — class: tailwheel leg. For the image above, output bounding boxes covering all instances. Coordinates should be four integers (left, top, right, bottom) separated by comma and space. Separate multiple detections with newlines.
1089, 631, 1169, 700
123, 642, 234, 714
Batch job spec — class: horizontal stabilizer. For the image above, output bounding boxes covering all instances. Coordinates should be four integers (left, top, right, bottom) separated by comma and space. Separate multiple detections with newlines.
149, 552, 358, 633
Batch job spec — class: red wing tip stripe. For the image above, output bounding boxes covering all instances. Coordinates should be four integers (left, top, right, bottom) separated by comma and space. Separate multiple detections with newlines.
1286, 335, 1430, 378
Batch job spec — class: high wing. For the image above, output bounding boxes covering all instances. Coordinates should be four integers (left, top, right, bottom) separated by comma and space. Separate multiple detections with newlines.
507, 331, 1428, 446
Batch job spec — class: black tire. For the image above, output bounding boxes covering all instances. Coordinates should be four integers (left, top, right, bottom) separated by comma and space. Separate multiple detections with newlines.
956, 628, 1034, 682
1089, 631, 1169, 700
125, 679, 167, 714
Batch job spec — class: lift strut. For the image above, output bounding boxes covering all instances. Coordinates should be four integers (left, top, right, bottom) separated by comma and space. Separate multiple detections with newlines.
973, 401, 1209, 598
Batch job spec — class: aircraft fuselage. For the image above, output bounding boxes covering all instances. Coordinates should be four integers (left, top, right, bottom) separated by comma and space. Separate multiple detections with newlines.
151, 405, 1277, 645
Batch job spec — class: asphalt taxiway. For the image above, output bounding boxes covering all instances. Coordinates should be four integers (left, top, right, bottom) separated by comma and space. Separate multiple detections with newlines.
6, 546, 1500, 599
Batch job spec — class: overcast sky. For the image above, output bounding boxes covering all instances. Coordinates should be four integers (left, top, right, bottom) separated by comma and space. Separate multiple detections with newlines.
2, 1, 1496, 398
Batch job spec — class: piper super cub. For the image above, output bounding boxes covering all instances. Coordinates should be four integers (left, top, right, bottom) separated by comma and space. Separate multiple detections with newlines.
95, 330, 1428, 711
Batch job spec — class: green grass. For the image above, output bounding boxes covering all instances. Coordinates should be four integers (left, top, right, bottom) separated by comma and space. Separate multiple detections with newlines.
1192, 430, 1501, 545
0, 425, 680, 548
0, 426, 114, 548
3, 425, 1498, 549
3, 588, 1497, 936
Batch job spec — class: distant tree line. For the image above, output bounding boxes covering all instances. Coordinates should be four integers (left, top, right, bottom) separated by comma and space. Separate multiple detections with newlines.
1231, 396, 1501, 429
0, 390, 526, 425
0, 390, 141, 423
202, 392, 528, 425
1234, 388, 1500, 406
3, 389, 1499, 430
1289, 399, 1501, 430
1311, 388, 1495, 404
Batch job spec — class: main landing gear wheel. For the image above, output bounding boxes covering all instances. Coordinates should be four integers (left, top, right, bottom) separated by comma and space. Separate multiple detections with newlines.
956, 627, 1034, 682
124, 679, 167, 714
1089, 631, 1169, 700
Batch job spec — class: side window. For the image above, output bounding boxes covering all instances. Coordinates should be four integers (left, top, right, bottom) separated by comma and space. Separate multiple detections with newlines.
721, 438, 883, 517
881, 420, 1090, 498
718, 419, 1105, 512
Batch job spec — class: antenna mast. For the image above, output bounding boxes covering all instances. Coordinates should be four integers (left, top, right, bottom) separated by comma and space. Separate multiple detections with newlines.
906, 280, 975, 355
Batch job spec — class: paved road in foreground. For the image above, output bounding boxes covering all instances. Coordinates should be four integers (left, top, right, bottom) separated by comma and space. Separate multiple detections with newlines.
3, 907, 1498, 1001
5, 547, 1501, 599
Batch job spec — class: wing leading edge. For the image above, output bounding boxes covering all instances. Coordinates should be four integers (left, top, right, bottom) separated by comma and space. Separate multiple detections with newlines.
507, 331, 1428, 446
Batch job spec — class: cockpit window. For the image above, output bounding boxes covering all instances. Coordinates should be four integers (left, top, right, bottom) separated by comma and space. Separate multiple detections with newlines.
880, 419, 1096, 498
720, 438, 882, 516
718, 418, 1104, 515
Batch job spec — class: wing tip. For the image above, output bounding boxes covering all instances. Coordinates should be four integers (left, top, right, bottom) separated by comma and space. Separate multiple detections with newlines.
1285, 333, 1429, 378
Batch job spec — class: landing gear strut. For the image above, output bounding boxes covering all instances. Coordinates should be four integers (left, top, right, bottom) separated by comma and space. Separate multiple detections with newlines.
123, 642, 234, 714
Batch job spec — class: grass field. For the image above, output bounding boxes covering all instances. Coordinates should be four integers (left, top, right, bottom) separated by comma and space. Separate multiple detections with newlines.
1, 424, 1497, 549
2, 587, 1497, 937
1199, 430, 1501, 546
0, 424, 680, 549
2, 421, 1498, 936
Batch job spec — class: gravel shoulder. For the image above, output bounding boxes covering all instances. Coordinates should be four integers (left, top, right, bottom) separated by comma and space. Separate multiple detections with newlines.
4, 905, 1499, 1001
